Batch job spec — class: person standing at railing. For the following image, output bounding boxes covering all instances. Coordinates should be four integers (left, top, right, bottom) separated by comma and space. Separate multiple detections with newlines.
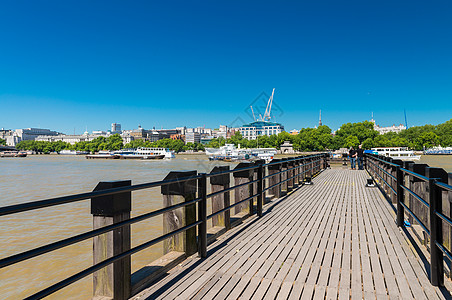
349, 147, 357, 170
356, 144, 364, 170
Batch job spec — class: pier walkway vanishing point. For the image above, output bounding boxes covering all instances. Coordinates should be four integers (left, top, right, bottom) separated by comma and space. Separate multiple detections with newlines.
134, 169, 449, 300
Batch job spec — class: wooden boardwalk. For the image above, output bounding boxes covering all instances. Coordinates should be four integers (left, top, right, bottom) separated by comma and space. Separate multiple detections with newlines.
133, 169, 450, 299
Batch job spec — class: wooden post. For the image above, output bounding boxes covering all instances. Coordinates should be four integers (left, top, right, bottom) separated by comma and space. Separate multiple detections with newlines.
280, 159, 288, 195
409, 164, 429, 235
449, 173, 452, 273
161, 171, 198, 256
287, 160, 295, 192
392, 159, 403, 206
426, 167, 447, 286
91, 180, 132, 300
404, 161, 415, 224
300, 156, 306, 185
293, 158, 300, 188
209, 166, 230, 230
257, 161, 264, 217
233, 162, 254, 215
392, 160, 404, 227
268, 159, 282, 199
198, 173, 207, 258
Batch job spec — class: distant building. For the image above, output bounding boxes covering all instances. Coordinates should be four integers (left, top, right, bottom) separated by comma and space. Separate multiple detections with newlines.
239, 121, 284, 140
185, 132, 201, 144
36, 134, 95, 144
92, 130, 107, 135
131, 125, 146, 139
280, 141, 294, 154
111, 123, 121, 134
318, 110, 322, 127
5, 128, 61, 146
170, 134, 184, 141
157, 129, 179, 139
176, 126, 187, 135
200, 137, 213, 145
371, 117, 406, 134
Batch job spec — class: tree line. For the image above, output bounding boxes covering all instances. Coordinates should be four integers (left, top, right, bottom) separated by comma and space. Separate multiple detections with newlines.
13, 119, 452, 153
15, 134, 205, 154
207, 118, 452, 151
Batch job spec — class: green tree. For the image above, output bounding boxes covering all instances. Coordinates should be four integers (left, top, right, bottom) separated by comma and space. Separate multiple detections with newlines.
0, 138, 6, 146
344, 135, 360, 148
336, 121, 378, 143
415, 132, 439, 149
362, 138, 374, 149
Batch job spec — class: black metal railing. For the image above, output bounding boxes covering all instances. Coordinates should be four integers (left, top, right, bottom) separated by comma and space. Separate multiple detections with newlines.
366, 153, 452, 287
0, 153, 328, 299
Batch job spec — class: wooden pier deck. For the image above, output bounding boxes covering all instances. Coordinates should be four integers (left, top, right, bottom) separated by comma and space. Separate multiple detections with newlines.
133, 169, 450, 299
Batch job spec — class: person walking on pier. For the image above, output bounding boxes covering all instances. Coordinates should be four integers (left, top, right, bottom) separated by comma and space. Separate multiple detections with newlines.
357, 144, 364, 170
349, 147, 357, 170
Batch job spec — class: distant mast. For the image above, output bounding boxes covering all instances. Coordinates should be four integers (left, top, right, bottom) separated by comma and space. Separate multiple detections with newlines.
318, 110, 322, 127
404, 109, 408, 128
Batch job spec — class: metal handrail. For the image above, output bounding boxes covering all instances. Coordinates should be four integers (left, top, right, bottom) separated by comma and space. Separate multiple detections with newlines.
1, 153, 328, 299
0, 196, 202, 269
0, 174, 202, 217
365, 153, 452, 287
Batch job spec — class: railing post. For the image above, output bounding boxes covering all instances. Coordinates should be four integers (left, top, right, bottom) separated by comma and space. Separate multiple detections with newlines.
396, 165, 404, 227
428, 177, 443, 286
410, 164, 429, 241
198, 173, 207, 258
161, 171, 198, 256
257, 161, 264, 217
209, 166, 230, 230
427, 167, 448, 286
293, 157, 300, 187
91, 180, 132, 300
268, 159, 281, 199
287, 160, 294, 192
280, 159, 288, 195
233, 162, 254, 215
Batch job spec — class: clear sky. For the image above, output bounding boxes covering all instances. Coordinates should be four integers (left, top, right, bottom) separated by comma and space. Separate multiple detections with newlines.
0, 1, 451, 134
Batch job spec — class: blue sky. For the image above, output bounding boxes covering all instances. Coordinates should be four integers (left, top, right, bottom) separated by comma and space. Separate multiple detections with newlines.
0, 1, 451, 134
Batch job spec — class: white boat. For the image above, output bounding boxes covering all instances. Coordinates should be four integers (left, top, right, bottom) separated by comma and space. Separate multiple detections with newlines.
86, 151, 120, 159
371, 147, 420, 161
137, 148, 175, 158
114, 148, 165, 160
423, 146, 452, 155
206, 144, 276, 163
60, 150, 88, 155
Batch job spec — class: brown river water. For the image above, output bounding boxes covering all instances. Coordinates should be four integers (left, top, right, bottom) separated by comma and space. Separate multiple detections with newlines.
0, 154, 451, 299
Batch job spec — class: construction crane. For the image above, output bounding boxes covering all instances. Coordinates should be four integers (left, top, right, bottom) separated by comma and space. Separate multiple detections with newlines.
250, 106, 256, 122
263, 88, 275, 121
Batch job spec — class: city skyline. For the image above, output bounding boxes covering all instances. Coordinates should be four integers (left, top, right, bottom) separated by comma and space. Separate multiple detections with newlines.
1, 1, 451, 133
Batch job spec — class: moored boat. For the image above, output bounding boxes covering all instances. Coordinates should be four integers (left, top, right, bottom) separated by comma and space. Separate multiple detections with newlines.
86, 151, 120, 159
114, 148, 166, 160
0, 151, 27, 158
206, 144, 276, 163
423, 146, 452, 155
60, 150, 89, 155
371, 147, 420, 161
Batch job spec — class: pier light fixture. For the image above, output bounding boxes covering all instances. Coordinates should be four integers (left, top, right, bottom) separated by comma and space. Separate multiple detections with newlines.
304, 176, 313, 185
366, 178, 375, 187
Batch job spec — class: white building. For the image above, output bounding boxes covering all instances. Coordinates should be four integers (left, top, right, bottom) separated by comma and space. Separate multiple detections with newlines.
36, 133, 96, 144
185, 132, 201, 144
371, 118, 406, 134
4, 128, 61, 146
239, 121, 284, 140
111, 123, 122, 134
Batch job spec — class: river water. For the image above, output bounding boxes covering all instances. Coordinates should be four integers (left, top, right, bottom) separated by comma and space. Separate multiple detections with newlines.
0, 154, 451, 299
0, 154, 237, 299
